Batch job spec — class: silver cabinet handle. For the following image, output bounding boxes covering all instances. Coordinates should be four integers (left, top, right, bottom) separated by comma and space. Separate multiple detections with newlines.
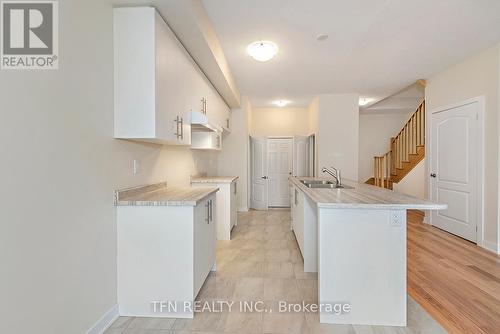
180, 117, 184, 140
201, 98, 207, 114
234, 182, 237, 195
174, 116, 182, 139
206, 201, 210, 223
174, 116, 179, 138
294, 189, 298, 206
209, 199, 213, 222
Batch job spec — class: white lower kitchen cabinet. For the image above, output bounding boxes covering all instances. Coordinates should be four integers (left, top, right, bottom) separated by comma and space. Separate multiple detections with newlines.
117, 194, 216, 318
290, 183, 318, 272
191, 177, 238, 240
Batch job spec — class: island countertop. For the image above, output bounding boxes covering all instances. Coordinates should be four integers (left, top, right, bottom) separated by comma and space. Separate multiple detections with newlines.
114, 182, 218, 206
290, 177, 446, 210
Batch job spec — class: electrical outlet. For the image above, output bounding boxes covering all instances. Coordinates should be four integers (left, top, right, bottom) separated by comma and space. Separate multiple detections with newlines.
390, 210, 404, 227
133, 159, 141, 175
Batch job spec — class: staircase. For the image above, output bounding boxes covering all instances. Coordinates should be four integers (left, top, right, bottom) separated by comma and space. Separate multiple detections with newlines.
367, 100, 426, 190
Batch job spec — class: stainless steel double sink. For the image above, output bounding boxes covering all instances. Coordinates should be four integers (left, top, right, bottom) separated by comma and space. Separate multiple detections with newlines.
300, 179, 354, 189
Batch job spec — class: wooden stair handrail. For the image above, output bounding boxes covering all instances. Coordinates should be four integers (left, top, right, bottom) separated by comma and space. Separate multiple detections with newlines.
373, 100, 425, 189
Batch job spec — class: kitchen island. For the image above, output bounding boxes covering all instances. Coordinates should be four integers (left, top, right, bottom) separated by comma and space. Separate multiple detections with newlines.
114, 182, 218, 318
289, 177, 446, 326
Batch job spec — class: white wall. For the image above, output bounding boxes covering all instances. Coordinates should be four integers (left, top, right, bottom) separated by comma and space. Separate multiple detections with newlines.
308, 97, 319, 135
307, 97, 320, 176
425, 44, 500, 251
0, 1, 218, 333
251, 107, 310, 137
393, 159, 426, 199
217, 97, 252, 211
315, 94, 360, 180
358, 112, 412, 182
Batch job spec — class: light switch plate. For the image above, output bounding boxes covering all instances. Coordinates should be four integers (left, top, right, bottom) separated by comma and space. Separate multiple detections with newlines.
390, 210, 404, 227
133, 159, 141, 175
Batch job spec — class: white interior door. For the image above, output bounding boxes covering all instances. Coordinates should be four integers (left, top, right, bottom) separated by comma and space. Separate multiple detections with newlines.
251, 137, 268, 210
268, 138, 293, 207
431, 101, 479, 242
293, 135, 308, 177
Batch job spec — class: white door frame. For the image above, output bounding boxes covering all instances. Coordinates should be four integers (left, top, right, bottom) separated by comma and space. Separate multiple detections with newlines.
427, 96, 484, 247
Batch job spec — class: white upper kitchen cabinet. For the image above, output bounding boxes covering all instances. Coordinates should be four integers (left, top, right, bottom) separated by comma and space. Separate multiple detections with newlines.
206, 85, 231, 132
114, 7, 190, 145
214, 93, 231, 133
114, 7, 231, 145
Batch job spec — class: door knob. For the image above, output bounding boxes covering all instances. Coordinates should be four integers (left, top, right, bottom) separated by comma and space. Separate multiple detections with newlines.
261, 176, 268, 179
430, 173, 436, 178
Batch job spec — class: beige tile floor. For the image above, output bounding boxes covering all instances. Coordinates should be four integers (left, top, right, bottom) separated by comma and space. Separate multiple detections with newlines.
107, 209, 447, 334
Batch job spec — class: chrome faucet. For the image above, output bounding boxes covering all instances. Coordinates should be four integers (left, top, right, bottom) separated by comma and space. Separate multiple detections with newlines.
322, 167, 342, 187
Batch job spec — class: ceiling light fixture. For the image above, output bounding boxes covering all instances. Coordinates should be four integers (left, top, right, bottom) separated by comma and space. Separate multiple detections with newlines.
316, 34, 329, 41
359, 98, 373, 106
274, 100, 289, 107
246, 41, 279, 62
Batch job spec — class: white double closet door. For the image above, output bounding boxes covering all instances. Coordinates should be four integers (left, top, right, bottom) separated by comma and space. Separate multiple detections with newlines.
251, 137, 294, 208
251, 136, 312, 209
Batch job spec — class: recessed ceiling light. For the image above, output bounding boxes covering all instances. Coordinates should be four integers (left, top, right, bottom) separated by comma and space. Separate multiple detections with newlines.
246, 41, 279, 62
316, 34, 329, 41
274, 100, 289, 107
359, 98, 373, 106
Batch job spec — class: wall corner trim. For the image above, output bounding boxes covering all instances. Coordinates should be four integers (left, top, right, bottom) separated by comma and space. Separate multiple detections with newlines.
482, 240, 500, 255
86, 304, 119, 334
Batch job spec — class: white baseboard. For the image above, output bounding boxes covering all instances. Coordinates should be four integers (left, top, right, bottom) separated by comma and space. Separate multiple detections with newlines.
86, 304, 119, 334
238, 206, 249, 212
482, 240, 500, 254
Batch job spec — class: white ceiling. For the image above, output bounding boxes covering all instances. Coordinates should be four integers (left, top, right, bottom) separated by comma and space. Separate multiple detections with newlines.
202, 0, 500, 108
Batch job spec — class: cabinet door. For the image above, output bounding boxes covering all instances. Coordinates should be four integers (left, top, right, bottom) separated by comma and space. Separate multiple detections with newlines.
154, 11, 183, 143
290, 185, 296, 229
113, 7, 157, 139
230, 181, 237, 229
193, 195, 216, 297
295, 190, 305, 256
175, 50, 194, 145
207, 195, 216, 269
193, 198, 210, 296
204, 83, 217, 124
223, 105, 230, 131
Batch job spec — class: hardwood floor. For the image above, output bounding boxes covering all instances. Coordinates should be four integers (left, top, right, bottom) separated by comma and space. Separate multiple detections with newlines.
407, 211, 500, 333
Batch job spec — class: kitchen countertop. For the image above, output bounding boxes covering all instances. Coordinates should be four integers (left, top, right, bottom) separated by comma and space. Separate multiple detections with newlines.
290, 177, 446, 210
114, 182, 218, 206
191, 176, 238, 183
